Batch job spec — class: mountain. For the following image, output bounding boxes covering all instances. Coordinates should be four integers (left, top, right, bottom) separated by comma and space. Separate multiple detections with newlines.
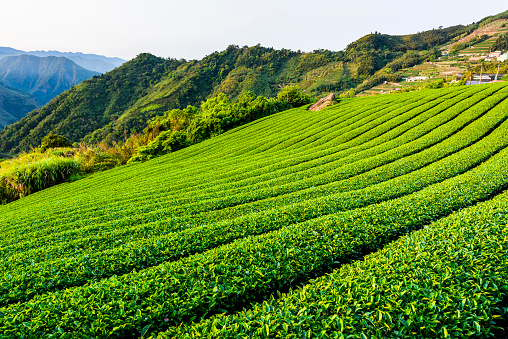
1, 10, 507, 154
0, 47, 24, 58
0, 84, 40, 129
0, 48, 126, 73
0, 54, 99, 105
0, 53, 178, 152
26, 50, 126, 73
0, 40, 454, 153
1, 82, 508, 337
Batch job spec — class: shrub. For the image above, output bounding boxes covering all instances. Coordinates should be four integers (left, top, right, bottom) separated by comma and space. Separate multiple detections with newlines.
39, 133, 72, 152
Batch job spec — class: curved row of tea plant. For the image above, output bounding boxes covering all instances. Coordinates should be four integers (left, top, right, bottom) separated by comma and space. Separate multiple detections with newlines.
0, 87, 498, 267
1, 89, 506, 273
0, 86, 484, 244
1, 83, 508, 338
2, 95, 508, 305
0, 90, 434, 228
159, 187, 508, 339
2, 117, 508, 337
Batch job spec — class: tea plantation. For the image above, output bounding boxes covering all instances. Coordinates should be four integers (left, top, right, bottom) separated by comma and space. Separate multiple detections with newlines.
1, 82, 508, 338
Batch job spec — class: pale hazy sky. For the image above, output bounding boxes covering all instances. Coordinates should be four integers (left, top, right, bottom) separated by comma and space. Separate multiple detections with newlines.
2, 0, 507, 61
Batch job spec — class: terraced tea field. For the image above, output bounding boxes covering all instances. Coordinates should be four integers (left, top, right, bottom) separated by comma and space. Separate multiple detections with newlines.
1, 82, 508, 338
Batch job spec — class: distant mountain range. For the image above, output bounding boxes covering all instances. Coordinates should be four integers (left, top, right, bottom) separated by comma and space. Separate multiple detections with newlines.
0, 48, 125, 129
0, 54, 99, 105
0, 47, 126, 73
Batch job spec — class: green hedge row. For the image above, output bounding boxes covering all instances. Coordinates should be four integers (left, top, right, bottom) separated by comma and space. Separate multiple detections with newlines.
0, 88, 497, 276
159, 190, 508, 338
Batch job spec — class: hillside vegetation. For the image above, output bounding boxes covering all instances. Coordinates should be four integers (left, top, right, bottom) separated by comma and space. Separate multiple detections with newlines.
0, 20, 478, 154
0, 86, 311, 204
1, 82, 508, 338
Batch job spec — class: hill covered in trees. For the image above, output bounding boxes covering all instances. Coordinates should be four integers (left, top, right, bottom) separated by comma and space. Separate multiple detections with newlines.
2, 10, 507, 154
0, 84, 40, 129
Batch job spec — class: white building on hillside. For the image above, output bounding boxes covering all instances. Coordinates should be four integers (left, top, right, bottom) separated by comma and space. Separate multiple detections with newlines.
406, 76, 430, 82
499, 53, 508, 62
489, 51, 502, 58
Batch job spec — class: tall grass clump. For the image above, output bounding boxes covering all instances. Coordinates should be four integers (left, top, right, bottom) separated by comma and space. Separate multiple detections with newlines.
0, 153, 81, 204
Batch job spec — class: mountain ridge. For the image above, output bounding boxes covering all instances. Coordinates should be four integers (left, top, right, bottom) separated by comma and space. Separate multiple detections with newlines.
0, 83, 40, 129
0, 47, 126, 73
0, 54, 99, 105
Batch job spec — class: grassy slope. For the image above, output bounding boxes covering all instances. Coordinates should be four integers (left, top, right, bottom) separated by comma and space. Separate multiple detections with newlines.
0, 83, 508, 337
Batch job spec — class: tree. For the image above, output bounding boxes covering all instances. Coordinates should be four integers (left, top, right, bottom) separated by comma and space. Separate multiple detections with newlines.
276, 86, 312, 108
39, 133, 72, 152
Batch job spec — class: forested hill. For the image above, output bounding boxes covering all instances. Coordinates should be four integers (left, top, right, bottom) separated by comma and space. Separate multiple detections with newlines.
0, 84, 40, 129
1, 11, 506, 154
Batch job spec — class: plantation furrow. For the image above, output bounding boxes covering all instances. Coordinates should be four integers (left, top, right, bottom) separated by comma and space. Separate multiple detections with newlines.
0, 88, 470, 235
0, 87, 496, 248
0, 99, 424, 235
3, 128, 508, 338
159, 188, 508, 339
235, 91, 450, 157
0, 87, 472, 223
0, 97, 401, 229
2, 95, 508, 305
197, 97, 398, 160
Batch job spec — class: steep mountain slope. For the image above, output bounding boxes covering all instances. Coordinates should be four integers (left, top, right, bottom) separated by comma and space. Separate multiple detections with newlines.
0, 84, 40, 129
0, 54, 98, 105
83, 46, 345, 144
0, 47, 125, 73
0, 83, 508, 337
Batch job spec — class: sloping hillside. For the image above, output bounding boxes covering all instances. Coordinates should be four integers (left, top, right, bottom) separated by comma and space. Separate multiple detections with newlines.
2, 10, 508, 155
0, 82, 507, 337
0, 84, 40, 129
0, 54, 98, 105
